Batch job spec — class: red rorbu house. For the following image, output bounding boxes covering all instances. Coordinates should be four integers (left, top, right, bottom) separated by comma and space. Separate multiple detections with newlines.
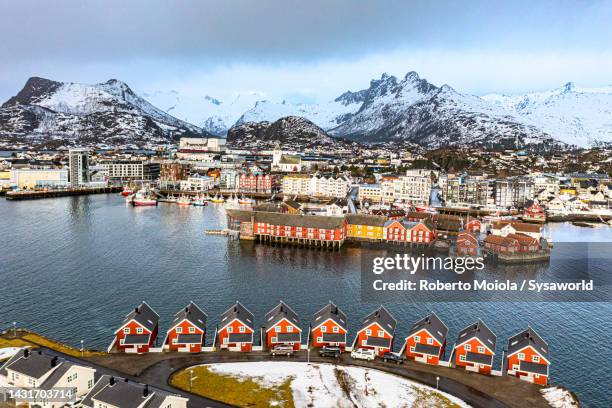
465, 218, 481, 233
505, 327, 550, 385
352, 306, 397, 356
453, 320, 496, 375
506, 233, 541, 253
402, 312, 448, 365
110, 302, 159, 353
253, 212, 347, 249
238, 172, 277, 194
216, 302, 255, 352
163, 302, 207, 353
456, 231, 479, 257
310, 302, 348, 350
263, 301, 302, 351
483, 234, 520, 254
383, 219, 436, 244
523, 203, 546, 223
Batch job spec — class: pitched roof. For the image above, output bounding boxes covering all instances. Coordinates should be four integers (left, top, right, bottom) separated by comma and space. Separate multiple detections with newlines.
82, 375, 185, 408
457, 231, 478, 245
455, 319, 496, 353
219, 301, 255, 331
254, 211, 345, 229
506, 233, 539, 245
507, 327, 549, 362
484, 234, 519, 246
311, 302, 347, 330
492, 221, 541, 233
170, 302, 207, 332
346, 214, 388, 227
359, 305, 397, 335
265, 301, 300, 330
120, 302, 159, 332
406, 312, 448, 344
1, 350, 61, 379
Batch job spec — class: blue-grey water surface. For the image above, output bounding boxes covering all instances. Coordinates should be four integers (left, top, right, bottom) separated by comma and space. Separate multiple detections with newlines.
0, 195, 610, 407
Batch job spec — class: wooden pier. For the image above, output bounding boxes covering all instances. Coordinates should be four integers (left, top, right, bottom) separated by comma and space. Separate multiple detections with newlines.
5, 186, 121, 200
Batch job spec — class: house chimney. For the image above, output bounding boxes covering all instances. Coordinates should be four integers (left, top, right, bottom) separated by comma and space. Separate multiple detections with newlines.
143, 384, 149, 398
51, 356, 58, 367
109, 376, 115, 386
23, 349, 29, 358
135, 307, 140, 314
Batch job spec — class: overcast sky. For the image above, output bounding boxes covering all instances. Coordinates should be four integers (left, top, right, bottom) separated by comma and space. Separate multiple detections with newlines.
1, 0, 611, 104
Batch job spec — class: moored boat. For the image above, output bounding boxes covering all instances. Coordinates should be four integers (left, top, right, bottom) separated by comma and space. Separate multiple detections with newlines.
132, 192, 157, 206
211, 194, 225, 203
177, 195, 192, 206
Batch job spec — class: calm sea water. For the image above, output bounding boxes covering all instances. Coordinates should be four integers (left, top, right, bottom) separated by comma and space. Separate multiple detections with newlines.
0, 195, 610, 407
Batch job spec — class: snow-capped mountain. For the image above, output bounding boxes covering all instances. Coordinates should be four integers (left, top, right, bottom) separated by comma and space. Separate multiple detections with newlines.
482, 83, 612, 146
328, 72, 560, 149
0, 77, 202, 146
142, 90, 266, 135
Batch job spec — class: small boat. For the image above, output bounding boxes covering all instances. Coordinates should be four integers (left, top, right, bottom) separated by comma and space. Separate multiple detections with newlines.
211, 194, 225, 203
132, 192, 157, 206
177, 195, 192, 206
239, 195, 255, 205
192, 195, 207, 206
121, 186, 134, 197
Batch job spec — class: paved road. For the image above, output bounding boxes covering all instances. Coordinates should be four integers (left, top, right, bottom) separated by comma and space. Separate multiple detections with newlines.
35, 347, 519, 408
137, 351, 509, 408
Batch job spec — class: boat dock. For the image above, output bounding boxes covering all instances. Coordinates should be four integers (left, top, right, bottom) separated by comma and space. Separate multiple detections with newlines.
5, 186, 122, 200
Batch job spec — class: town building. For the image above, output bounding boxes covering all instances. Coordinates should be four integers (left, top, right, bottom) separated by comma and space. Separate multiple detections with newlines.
483, 234, 520, 254
309, 173, 351, 198
110, 301, 159, 353
396, 169, 433, 205
103, 160, 160, 182
352, 306, 396, 356
163, 302, 207, 353
252, 212, 347, 248
272, 146, 303, 172
177, 137, 226, 160
453, 320, 496, 375
68, 148, 90, 187
383, 219, 436, 244
238, 172, 277, 194
160, 162, 190, 181
180, 175, 215, 192
505, 327, 550, 385
216, 302, 255, 352
10, 168, 68, 189
263, 301, 302, 351
281, 174, 311, 196
0, 349, 96, 408
310, 302, 348, 350
444, 176, 495, 207
82, 375, 188, 408
456, 231, 479, 257
402, 312, 448, 365
346, 214, 387, 241
495, 179, 534, 209
490, 221, 543, 241
358, 183, 382, 203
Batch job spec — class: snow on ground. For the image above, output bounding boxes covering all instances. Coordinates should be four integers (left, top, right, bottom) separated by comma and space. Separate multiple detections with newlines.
0, 347, 25, 361
541, 387, 580, 408
207, 362, 470, 408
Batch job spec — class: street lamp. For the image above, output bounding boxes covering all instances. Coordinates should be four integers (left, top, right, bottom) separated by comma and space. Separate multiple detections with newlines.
436, 376, 440, 389
307, 348, 310, 363
80, 340, 84, 357
189, 368, 198, 392
12, 321, 16, 337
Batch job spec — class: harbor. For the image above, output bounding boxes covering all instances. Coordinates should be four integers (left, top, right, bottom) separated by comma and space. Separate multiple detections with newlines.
0, 195, 609, 406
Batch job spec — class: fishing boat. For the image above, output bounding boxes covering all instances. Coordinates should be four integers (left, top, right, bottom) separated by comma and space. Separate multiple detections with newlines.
132, 191, 157, 206
121, 186, 134, 197
177, 195, 192, 206
227, 193, 240, 206
211, 194, 225, 203
192, 195, 207, 206
238, 195, 255, 205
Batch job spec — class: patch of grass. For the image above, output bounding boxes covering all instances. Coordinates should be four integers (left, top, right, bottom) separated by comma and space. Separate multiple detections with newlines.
171, 365, 295, 408
0, 331, 105, 358
0, 337, 33, 349
411, 386, 462, 408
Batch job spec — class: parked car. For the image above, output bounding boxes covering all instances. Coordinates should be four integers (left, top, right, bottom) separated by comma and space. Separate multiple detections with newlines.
350, 348, 376, 361
382, 352, 404, 364
319, 346, 341, 358
270, 344, 294, 356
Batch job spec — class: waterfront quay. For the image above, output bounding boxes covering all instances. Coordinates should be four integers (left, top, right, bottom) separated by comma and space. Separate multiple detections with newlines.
4, 186, 121, 200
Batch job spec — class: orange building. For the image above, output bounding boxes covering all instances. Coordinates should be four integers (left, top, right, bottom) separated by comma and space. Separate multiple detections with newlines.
163, 302, 207, 353
505, 327, 550, 385
263, 301, 302, 351
310, 302, 348, 350
402, 312, 448, 365
352, 306, 396, 356
453, 320, 496, 375
111, 302, 159, 353
216, 302, 255, 352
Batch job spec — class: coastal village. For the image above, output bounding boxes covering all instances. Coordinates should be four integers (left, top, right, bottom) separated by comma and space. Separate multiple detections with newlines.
2, 136, 611, 263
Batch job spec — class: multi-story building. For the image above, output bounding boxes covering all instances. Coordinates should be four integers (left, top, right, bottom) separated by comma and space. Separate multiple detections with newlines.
68, 148, 90, 187
220, 169, 241, 190
495, 179, 534, 209
445, 176, 495, 207
358, 183, 382, 203
103, 160, 160, 182
160, 162, 190, 181
381, 175, 400, 203
309, 174, 350, 198
396, 169, 432, 205
238, 172, 277, 193
282, 174, 311, 196
10, 168, 68, 189
180, 175, 215, 192
177, 137, 226, 160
